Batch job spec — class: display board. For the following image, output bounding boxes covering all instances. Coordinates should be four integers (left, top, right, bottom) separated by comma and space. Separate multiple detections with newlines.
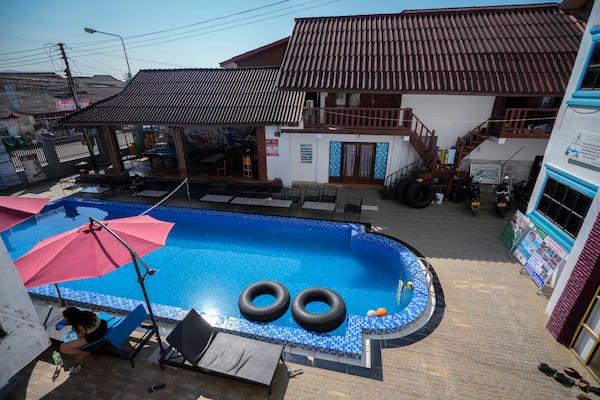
499, 210, 532, 251
513, 223, 568, 288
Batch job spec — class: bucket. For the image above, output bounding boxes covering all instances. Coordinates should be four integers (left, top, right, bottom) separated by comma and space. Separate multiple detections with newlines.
435, 193, 444, 204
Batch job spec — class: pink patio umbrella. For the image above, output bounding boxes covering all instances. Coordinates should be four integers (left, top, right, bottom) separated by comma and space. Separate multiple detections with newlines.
14, 214, 175, 352
0, 196, 50, 232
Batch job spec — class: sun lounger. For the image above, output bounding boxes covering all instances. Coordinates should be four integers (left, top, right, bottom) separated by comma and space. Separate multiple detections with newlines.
159, 309, 285, 394
81, 304, 157, 367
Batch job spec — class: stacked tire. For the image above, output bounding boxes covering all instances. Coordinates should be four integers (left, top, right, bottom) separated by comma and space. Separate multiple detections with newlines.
395, 178, 435, 208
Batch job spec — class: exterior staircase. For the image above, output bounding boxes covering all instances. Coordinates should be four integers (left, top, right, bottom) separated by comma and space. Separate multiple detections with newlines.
454, 118, 493, 169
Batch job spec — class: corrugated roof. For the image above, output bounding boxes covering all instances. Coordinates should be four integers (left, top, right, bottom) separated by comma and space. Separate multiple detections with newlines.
278, 4, 585, 94
59, 67, 305, 126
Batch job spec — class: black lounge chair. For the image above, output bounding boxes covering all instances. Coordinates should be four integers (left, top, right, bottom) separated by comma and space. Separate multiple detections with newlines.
344, 197, 363, 221
158, 309, 285, 394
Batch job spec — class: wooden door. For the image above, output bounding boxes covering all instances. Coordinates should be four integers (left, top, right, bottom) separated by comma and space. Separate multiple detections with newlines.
340, 142, 376, 183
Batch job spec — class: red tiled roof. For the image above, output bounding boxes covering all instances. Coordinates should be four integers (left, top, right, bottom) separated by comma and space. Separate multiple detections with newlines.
278, 3, 585, 94
59, 67, 305, 126
219, 37, 290, 68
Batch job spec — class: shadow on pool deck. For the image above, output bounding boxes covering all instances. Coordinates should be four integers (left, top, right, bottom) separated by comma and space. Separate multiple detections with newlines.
7, 178, 593, 400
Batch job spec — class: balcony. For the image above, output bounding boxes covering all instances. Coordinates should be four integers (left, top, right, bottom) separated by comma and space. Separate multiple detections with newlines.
302, 107, 411, 132
490, 108, 559, 138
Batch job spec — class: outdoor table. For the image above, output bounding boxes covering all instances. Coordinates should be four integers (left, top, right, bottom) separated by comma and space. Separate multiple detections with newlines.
79, 185, 111, 197
231, 197, 293, 209
200, 194, 233, 203
302, 201, 336, 216
136, 189, 169, 198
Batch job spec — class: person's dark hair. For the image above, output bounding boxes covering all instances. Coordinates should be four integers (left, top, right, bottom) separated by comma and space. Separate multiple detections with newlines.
63, 307, 97, 330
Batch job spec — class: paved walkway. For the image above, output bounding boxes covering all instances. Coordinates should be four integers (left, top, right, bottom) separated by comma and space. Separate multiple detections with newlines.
5, 178, 594, 400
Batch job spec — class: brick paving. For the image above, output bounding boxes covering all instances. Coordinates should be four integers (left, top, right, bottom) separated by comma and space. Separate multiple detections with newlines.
6, 178, 594, 400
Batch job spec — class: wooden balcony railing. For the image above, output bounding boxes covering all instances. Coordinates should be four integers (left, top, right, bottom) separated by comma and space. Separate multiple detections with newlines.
303, 107, 411, 131
490, 108, 559, 137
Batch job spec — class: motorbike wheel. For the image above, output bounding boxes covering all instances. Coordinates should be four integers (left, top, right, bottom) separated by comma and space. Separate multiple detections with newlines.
496, 206, 506, 218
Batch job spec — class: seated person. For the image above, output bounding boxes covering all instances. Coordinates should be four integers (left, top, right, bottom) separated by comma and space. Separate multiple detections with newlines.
129, 174, 144, 195
59, 307, 108, 360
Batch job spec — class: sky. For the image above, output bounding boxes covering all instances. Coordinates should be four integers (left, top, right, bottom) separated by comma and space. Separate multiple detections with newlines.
1, 0, 555, 80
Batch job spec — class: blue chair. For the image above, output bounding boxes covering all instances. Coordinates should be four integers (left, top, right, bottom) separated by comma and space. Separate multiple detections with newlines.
81, 304, 157, 367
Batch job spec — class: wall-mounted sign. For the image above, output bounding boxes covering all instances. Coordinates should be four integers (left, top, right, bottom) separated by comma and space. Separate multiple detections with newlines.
266, 139, 279, 156
566, 131, 600, 172
469, 163, 502, 184
300, 144, 312, 163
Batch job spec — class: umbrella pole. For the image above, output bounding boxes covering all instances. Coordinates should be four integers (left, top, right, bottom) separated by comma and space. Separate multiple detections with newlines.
54, 284, 66, 307
88, 216, 166, 354
132, 258, 165, 354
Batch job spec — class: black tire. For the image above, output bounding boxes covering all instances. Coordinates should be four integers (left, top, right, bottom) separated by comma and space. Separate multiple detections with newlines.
238, 280, 290, 323
405, 181, 435, 208
394, 178, 414, 204
496, 206, 507, 218
291, 287, 346, 333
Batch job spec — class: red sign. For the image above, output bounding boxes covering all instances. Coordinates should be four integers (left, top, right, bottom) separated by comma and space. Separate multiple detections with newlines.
55, 98, 90, 112
266, 139, 279, 156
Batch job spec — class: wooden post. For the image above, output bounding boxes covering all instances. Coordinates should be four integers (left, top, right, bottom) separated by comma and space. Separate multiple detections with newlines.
255, 126, 267, 181
173, 128, 188, 178
101, 126, 123, 175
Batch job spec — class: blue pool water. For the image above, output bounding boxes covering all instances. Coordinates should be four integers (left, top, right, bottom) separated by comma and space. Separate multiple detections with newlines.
4, 198, 430, 358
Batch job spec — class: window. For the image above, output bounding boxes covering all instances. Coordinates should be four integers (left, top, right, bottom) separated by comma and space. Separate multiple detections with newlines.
536, 177, 592, 238
530, 166, 596, 250
568, 26, 600, 108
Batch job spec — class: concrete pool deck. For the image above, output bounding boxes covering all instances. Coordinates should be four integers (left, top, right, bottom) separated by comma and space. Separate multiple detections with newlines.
5, 177, 594, 399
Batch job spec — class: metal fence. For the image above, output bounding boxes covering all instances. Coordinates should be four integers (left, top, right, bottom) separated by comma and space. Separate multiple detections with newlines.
6, 137, 99, 172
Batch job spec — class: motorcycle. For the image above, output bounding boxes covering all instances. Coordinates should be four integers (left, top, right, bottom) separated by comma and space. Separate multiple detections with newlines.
512, 180, 530, 212
495, 175, 511, 218
469, 176, 481, 216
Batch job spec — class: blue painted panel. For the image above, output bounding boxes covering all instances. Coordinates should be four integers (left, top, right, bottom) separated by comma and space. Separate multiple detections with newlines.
329, 141, 341, 177
374, 143, 389, 179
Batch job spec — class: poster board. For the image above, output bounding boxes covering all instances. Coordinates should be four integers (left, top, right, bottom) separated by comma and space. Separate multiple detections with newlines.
523, 235, 568, 288
499, 210, 532, 251
512, 223, 568, 288
469, 163, 502, 184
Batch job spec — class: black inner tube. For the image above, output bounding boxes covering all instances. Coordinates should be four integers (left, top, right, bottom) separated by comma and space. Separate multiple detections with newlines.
291, 287, 346, 333
238, 280, 290, 323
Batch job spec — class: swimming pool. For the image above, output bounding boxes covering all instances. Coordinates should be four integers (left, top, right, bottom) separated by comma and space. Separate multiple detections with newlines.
4, 197, 431, 360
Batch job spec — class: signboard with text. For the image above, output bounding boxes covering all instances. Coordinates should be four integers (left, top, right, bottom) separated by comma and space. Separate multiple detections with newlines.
499, 210, 532, 251
55, 98, 90, 112
266, 139, 279, 156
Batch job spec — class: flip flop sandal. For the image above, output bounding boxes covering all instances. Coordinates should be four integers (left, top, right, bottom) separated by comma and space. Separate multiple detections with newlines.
564, 367, 583, 379
590, 386, 600, 396
537, 363, 557, 377
579, 379, 591, 392
289, 369, 303, 378
554, 372, 575, 387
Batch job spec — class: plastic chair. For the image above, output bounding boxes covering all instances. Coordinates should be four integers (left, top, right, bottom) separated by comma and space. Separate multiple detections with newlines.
216, 158, 230, 176
344, 197, 363, 221
321, 185, 338, 203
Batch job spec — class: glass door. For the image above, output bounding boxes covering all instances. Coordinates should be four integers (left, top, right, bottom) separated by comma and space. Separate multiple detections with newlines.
571, 285, 600, 379
340, 142, 376, 183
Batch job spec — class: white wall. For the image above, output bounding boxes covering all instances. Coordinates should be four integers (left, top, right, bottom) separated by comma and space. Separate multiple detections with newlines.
540, 1, 600, 314
401, 94, 496, 148
267, 128, 415, 185
0, 239, 50, 386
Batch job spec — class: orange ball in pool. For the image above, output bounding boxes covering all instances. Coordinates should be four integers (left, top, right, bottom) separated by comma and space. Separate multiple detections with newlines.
375, 308, 388, 317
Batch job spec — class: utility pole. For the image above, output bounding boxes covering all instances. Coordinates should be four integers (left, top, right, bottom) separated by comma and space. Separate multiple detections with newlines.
58, 43, 98, 171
